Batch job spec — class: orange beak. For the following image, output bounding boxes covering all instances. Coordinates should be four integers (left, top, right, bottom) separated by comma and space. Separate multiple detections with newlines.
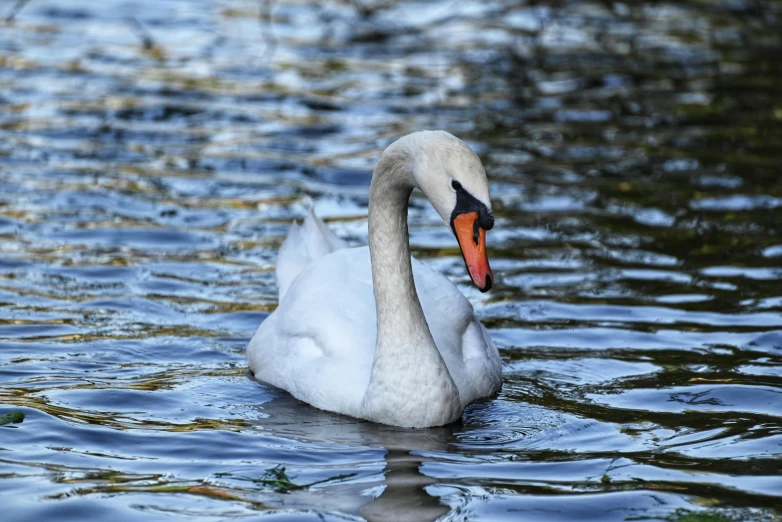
452, 212, 493, 292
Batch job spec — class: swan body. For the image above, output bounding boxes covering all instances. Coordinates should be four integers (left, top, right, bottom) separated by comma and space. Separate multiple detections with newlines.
249, 237, 501, 423
248, 131, 502, 427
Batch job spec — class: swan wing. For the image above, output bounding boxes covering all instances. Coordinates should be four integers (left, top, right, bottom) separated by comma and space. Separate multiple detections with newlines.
249, 246, 376, 418
412, 259, 503, 404
276, 208, 348, 299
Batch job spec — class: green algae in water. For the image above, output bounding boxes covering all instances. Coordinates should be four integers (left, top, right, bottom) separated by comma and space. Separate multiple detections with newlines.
0, 411, 24, 426
667, 511, 732, 522
662, 508, 776, 522
216, 465, 357, 493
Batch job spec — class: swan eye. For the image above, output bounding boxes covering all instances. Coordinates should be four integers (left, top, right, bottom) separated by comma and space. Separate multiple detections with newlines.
451, 180, 462, 190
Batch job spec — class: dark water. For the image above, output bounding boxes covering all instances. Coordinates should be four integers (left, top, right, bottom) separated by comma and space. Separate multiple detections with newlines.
1, 1, 781, 520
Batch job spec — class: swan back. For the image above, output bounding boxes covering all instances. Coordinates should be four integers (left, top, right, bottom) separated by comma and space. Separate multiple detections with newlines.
276, 208, 347, 299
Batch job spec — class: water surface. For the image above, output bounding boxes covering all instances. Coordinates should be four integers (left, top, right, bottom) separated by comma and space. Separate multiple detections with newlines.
1, 0, 781, 520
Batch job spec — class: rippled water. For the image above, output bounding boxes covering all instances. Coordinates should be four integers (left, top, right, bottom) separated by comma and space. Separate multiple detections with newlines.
1, 0, 781, 520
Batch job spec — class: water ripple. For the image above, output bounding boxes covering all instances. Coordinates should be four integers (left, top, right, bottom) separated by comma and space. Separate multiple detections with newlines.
1, 0, 780, 520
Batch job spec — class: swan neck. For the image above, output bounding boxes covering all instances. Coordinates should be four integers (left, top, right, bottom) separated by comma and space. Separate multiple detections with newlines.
367, 158, 425, 340
363, 146, 461, 427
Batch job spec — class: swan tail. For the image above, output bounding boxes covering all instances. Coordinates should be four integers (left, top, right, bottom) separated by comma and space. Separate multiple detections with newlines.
276, 208, 347, 299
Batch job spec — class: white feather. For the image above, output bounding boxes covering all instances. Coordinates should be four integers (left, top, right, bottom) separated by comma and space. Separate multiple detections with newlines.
248, 131, 502, 428
249, 245, 501, 420
275, 208, 347, 300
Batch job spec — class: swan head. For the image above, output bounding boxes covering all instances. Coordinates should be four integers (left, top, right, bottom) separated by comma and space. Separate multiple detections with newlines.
401, 131, 495, 292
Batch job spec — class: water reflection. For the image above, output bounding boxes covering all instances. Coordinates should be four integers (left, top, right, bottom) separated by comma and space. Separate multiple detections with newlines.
250, 390, 453, 521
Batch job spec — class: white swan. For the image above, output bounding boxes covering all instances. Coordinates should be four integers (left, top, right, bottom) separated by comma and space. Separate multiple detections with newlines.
247, 131, 502, 428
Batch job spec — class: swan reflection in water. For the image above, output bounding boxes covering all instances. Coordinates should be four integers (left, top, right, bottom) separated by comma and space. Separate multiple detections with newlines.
245, 371, 606, 521
248, 386, 463, 522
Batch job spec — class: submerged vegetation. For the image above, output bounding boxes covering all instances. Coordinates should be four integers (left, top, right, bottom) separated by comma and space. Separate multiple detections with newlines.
216, 466, 357, 493
0, 410, 25, 426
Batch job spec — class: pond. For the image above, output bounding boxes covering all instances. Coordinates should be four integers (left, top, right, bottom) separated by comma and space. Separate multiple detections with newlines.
1, 0, 781, 520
